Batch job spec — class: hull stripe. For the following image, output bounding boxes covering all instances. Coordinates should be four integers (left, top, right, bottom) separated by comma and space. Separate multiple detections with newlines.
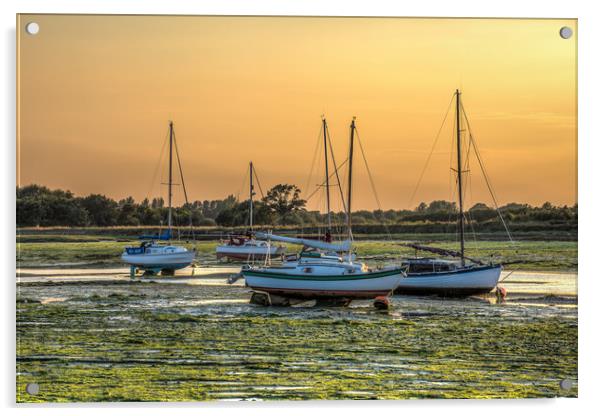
250, 286, 391, 299
242, 268, 403, 281
406, 264, 501, 278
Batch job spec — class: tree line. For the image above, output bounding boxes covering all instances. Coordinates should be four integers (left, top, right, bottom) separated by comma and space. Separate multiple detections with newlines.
16, 184, 577, 228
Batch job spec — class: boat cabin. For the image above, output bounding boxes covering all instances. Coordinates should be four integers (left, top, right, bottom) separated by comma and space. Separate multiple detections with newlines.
124, 241, 187, 256
401, 258, 463, 274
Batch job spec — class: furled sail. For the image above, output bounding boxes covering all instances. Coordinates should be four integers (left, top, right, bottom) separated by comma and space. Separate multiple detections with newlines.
255, 232, 351, 252
403, 243, 484, 265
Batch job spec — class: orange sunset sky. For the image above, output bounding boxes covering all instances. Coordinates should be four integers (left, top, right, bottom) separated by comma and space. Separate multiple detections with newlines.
17, 15, 577, 211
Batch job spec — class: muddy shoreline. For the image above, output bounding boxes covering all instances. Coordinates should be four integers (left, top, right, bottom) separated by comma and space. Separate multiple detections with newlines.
17, 265, 577, 402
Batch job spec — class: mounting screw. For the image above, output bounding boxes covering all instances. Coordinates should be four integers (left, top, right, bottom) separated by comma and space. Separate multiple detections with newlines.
559, 27, 573, 39
25, 22, 40, 35
26, 383, 39, 395
560, 379, 574, 390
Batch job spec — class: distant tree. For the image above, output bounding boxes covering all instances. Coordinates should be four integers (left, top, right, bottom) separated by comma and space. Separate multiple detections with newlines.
469, 203, 490, 211
17, 184, 53, 199
426, 200, 457, 213
215, 205, 237, 226
252, 201, 275, 225
139, 206, 162, 225
117, 197, 140, 226
16, 185, 88, 226
15, 183, 577, 233
151, 197, 164, 209
16, 197, 44, 227
354, 210, 376, 224
187, 207, 206, 226
44, 195, 88, 226
262, 184, 306, 225
80, 194, 118, 226
500, 203, 530, 212
383, 209, 398, 222
415, 202, 428, 213
468, 202, 497, 222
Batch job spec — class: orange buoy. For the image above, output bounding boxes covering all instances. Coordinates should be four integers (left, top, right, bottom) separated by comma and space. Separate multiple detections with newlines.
373, 296, 390, 310
496, 286, 507, 302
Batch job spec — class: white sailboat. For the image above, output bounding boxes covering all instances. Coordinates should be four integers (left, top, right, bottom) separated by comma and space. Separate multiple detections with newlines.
397, 258, 502, 296
242, 118, 405, 305
215, 162, 286, 261
121, 239, 195, 273
216, 237, 285, 261
396, 90, 503, 296
121, 121, 195, 275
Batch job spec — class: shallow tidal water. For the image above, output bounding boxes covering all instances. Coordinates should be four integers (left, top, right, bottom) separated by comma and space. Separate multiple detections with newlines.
16, 267, 577, 402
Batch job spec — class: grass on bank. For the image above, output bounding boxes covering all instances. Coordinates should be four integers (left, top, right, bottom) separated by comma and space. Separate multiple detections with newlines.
16, 238, 577, 272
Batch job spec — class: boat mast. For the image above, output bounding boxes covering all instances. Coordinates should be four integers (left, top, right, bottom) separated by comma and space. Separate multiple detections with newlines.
346, 118, 356, 251
167, 121, 174, 233
455, 90, 465, 265
322, 117, 332, 232
249, 161, 254, 231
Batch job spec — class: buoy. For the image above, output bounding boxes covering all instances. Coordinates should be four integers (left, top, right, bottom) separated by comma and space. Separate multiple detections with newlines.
373, 296, 390, 310
227, 273, 242, 284
496, 286, 507, 303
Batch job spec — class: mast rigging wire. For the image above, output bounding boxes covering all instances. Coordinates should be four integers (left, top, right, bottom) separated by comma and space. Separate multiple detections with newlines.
407, 94, 456, 209
304, 159, 348, 202
326, 123, 349, 219
461, 102, 514, 243
252, 165, 265, 199
171, 126, 194, 235
146, 127, 170, 204
235, 166, 249, 203
304, 124, 324, 202
354, 126, 394, 244
172, 129, 189, 205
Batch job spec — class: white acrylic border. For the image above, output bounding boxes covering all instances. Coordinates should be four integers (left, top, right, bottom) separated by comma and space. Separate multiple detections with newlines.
2, 0, 599, 415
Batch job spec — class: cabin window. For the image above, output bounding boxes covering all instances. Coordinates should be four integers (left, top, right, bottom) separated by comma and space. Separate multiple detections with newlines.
303, 267, 313, 273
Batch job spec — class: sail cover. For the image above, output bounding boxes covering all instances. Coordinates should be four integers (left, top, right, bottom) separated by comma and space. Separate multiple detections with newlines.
255, 232, 351, 252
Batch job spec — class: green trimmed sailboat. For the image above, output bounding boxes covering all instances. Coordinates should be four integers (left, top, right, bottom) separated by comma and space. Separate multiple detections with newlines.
241, 118, 405, 305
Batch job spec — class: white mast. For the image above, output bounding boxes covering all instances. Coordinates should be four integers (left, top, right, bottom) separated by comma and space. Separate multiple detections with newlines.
322, 117, 332, 232
346, 118, 356, 259
167, 121, 174, 233
249, 161, 254, 231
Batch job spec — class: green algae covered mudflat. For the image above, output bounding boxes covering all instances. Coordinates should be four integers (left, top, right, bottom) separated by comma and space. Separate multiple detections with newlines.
17, 265, 577, 402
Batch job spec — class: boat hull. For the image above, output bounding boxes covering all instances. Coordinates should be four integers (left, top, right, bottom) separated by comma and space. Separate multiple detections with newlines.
121, 251, 195, 271
395, 264, 502, 297
242, 268, 404, 299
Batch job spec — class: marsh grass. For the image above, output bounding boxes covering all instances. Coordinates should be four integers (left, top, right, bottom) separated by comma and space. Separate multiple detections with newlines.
17, 238, 577, 271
